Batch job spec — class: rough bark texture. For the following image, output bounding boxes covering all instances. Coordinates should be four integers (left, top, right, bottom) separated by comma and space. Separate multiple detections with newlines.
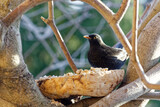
37, 68, 124, 99
0, 0, 24, 19
122, 12, 160, 107
0, 0, 54, 106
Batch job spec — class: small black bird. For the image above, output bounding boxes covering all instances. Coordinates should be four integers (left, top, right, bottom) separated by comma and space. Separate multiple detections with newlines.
84, 33, 128, 70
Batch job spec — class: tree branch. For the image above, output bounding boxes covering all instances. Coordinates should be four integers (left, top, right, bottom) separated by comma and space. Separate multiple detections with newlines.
114, 0, 131, 23
89, 63, 160, 107
138, 0, 160, 37
139, 3, 151, 24
113, 2, 151, 48
41, 1, 77, 73
37, 68, 124, 99
1, 0, 57, 27
123, 7, 160, 107
138, 92, 160, 100
70, 91, 160, 107
75, 0, 132, 56
131, 0, 160, 90
48, 1, 54, 20
131, 0, 139, 66
79, 0, 115, 21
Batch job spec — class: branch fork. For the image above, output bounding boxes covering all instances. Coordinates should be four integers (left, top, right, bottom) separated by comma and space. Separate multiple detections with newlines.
77, 0, 160, 90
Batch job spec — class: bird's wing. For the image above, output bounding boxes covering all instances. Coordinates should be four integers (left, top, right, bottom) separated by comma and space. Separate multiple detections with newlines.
102, 45, 128, 61
113, 49, 128, 61
96, 48, 126, 69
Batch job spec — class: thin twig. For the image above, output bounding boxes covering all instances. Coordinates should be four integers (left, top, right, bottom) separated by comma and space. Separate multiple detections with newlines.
138, 0, 160, 37
79, 0, 132, 56
48, 1, 54, 20
113, 3, 151, 48
41, 1, 77, 73
139, 3, 151, 24
131, 0, 139, 62
114, 0, 131, 23
79, 0, 160, 90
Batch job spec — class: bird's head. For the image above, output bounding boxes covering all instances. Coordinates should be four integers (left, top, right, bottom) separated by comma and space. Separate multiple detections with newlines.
84, 33, 104, 46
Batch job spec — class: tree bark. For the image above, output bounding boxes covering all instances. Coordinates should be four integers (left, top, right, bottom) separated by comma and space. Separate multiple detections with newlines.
122, 12, 160, 107
0, 0, 24, 19
0, 0, 54, 106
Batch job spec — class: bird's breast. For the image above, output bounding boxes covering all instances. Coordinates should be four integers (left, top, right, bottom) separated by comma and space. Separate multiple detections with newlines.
88, 48, 106, 66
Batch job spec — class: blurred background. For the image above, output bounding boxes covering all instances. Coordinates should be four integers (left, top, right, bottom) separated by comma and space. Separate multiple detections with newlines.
20, 0, 159, 106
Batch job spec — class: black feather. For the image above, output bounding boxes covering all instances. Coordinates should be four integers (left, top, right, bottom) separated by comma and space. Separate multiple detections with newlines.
84, 33, 128, 70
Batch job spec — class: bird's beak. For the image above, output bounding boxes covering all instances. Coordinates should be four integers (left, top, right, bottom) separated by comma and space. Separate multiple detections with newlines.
83, 35, 91, 39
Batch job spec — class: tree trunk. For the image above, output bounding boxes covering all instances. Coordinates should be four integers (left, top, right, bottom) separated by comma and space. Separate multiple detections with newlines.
0, 0, 54, 106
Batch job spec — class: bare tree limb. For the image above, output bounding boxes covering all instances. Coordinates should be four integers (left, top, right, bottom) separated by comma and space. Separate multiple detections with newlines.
70, 91, 160, 107
37, 68, 124, 99
114, 0, 130, 23
139, 3, 151, 24
41, 1, 77, 73
1, 0, 160, 106
68, 97, 102, 107
76, 0, 160, 91
138, 92, 160, 100
89, 63, 160, 107
131, 0, 160, 90
123, 10, 160, 107
131, 0, 139, 66
113, 2, 151, 48
74, 0, 132, 56
138, 0, 160, 37
1, 0, 56, 27
77, 0, 115, 21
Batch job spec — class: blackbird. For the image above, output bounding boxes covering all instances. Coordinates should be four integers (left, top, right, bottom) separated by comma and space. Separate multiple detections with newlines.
84, 33, 128, 70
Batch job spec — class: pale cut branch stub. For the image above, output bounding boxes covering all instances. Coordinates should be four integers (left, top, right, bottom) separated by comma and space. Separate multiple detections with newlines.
37, 67, 124, 99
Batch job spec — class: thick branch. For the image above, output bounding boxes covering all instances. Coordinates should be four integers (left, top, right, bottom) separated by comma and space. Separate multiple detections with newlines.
123, 7, 160, 107
131, 0, 148, 88
37, 68, 124, 99
80, 0, 115, 22
129, 0, 160, 90
1, 0, 56, 27
90, 63, 160, 107
70, 91, 160, 107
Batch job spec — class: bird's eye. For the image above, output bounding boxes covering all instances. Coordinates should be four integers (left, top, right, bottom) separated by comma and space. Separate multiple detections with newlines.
93, 36, 96, 39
